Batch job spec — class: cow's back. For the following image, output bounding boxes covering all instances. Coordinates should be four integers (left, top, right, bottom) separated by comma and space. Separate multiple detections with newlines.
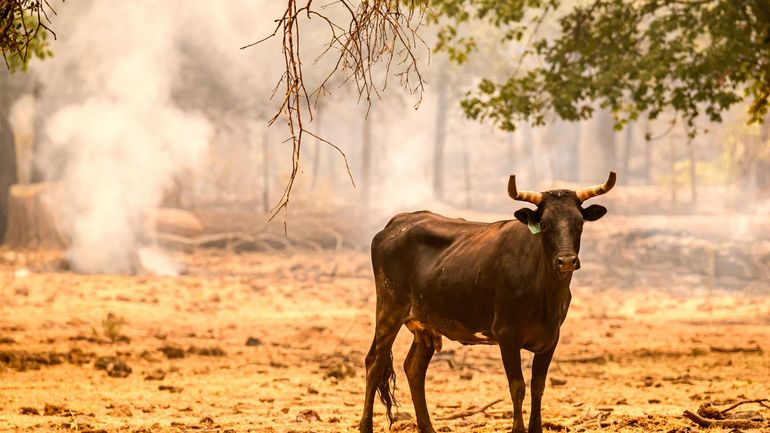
372, 211, 505, 291
373, 210, 486, 258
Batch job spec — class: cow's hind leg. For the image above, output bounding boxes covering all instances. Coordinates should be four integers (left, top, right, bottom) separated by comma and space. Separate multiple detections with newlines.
358, 305, 406, 433
404, 334, 436, 433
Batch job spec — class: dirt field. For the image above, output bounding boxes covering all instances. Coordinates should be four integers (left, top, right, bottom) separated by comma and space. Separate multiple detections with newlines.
0, 248, 769, 433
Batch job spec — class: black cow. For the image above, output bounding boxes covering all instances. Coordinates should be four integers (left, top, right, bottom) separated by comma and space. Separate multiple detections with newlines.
359, 172, 616, 433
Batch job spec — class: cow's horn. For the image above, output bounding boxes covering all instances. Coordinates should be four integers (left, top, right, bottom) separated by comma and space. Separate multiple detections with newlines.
508, 175, 542, 205
576, 171, 616, 202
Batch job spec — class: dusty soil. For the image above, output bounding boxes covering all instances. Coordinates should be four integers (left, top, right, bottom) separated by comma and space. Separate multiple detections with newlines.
0, 248, 769, 433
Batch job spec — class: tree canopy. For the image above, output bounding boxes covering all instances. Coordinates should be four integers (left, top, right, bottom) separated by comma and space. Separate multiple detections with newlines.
250, 0, 770, 214
431, 0, 770, 133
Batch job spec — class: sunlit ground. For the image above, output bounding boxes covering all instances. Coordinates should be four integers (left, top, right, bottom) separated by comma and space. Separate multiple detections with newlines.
0, 247, 768, 433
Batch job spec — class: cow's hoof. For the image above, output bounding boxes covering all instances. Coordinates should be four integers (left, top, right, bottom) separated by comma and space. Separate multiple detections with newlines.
358, 420, 373, 433
528, 421, 542, 433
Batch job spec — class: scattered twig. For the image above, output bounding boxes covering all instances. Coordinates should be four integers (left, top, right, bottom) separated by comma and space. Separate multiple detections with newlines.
555, 354, 607, 364
710, 345, 763, 354
683, 410, 762, 429
720, 399, 770, 415
437, 398, 503, 421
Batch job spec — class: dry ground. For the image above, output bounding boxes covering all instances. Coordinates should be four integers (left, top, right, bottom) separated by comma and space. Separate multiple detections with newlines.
0, 248, 769, 433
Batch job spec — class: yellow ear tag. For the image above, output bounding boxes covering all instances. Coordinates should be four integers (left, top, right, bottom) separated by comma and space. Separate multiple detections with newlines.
528, 222, 542, 234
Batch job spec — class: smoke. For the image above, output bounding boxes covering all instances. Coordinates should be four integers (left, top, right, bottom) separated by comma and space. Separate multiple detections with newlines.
22, 0, 764, 282
35, 1, 212, 274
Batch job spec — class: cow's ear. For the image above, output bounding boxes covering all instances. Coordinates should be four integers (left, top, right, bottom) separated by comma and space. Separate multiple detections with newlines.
582, 204, 607, 221
514, 208, 539, 225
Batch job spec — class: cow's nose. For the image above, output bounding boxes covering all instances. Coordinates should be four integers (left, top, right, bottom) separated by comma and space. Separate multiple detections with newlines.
556, 254, 580, 272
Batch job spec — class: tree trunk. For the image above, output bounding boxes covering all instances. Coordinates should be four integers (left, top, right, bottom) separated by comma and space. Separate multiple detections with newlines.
517, 123, 540, 187
262, 128, 270, 213
507, 131, 515, 172
643, 119, 652, 184
563, 122, 580, 181
31, 84, 45, 182
463, 144, 471, 208
361, 111, 373, 211
0, 114, 17, 244
622, 121, 634, 184
311, 104, 323, 188
433, 69, 448, 200
669, 134, 678, 212
578, 109, 617, 182
4, 183, 63, 248
686, 137, 697, 206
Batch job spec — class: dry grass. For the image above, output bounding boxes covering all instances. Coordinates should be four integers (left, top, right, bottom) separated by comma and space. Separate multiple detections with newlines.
0, 248, 769, 432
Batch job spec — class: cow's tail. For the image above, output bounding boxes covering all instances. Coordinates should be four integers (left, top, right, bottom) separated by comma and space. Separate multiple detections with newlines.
377, 350, 399, 426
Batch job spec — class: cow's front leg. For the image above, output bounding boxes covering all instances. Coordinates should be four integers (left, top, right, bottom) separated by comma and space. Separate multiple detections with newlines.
499, 339, 526, 433
528, 346, 555, 433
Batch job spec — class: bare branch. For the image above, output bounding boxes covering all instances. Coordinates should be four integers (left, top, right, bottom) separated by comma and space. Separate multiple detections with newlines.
243, 0, 429, 223
1, 0, 57, 69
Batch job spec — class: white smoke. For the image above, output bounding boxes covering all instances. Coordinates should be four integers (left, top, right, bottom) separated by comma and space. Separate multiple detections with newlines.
36, 1, 212, 273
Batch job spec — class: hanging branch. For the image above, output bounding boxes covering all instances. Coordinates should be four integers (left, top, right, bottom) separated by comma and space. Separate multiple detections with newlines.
0, 0, 56, 69
242, 0, 429, 227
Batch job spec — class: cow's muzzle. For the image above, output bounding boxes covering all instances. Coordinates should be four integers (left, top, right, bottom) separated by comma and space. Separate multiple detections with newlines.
555, 254, 580, 273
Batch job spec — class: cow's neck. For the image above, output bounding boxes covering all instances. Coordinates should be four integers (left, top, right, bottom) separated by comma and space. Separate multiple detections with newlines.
504, 225, 573, 325
536, 240, 573, 325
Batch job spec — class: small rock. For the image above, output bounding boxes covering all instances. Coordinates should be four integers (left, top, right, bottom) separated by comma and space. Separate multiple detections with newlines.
188, 346, 226, 357
159, 385, 183, 393
550, 377, 567, 386
246, 337, 262, 347
459, 372, 473, 380
44, 403, 67, 416
144, 369, 166, 381
66, 348, 95, 365
296, 409, 322, 422
107, 360, 132, 378
94, 356, 118, 370
19, 407, 39, 415
393, 412, 413, 422
159, 345, 185, 359
139, 350, 163, 363
95, 356, 132, 378
107, 404, 132, 417
199, 416, 215, 425
324, 361, 355, 380
648, 398, 661, 404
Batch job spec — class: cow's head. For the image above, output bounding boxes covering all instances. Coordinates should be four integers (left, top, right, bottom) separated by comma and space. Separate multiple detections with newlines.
508, 172, 615, 275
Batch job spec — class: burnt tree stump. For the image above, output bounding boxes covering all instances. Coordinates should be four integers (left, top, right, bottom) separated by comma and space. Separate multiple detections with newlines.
3, 183, 63, 249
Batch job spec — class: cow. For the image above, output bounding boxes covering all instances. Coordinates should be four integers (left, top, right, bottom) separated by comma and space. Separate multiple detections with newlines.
358, 172, 616, 433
